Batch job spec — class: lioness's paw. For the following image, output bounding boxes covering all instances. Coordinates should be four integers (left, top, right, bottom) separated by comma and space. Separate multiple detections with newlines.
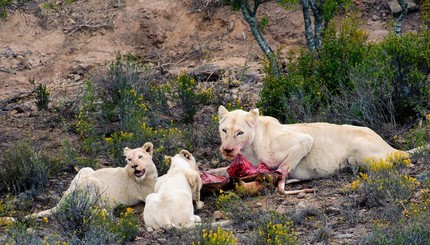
146, 226, 154, 232
195, 201, 204, 209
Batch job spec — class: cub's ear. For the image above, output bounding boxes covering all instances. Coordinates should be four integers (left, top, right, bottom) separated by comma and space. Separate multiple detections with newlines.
142, 142, 154, 156
179, 149, 193, 160
218, 105, 229, 123
164, 155, 172, 166
123, 147, 131, 156
247, 108, 259, 127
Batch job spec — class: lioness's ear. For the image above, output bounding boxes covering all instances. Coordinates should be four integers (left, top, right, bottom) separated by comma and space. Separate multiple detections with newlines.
164, 155, 172, 166
247, 108, 259, 127
123, 147, 130, 156
180, 149, 193, 160
218, 105, 229, 123
142, 142, 154, 156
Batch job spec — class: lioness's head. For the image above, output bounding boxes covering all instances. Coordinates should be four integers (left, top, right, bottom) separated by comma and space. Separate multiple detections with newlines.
165, 149, 198, 171
123, 142, 158, 181
218, 105, 259, 161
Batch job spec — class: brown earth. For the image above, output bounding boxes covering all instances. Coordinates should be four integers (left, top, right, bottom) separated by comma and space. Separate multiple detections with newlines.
0, 0, 425, 244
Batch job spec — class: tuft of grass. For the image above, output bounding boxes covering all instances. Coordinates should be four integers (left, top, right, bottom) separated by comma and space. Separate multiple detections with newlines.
0, 141, 59, 195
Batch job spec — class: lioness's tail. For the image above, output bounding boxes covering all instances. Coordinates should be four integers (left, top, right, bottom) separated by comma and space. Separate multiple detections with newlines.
406, 144, 430, 155
26, 207, 57, 219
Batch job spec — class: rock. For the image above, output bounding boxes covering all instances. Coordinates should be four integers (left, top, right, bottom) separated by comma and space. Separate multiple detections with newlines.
387, 0, 418, 16
297, 192, 307, 199
334, 233, 354, 239
275, 205, 287, 214
213, 210, 226, 220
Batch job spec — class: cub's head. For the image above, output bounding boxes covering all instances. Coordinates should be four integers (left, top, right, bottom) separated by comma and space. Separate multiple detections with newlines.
123, 142, 158, 181
165, 149, 198, 171
218, 105, 259, 161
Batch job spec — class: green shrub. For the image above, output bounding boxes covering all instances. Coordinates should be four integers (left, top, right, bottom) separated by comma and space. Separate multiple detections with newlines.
174, 72, 211, 123
364, 181, 430, 244
54, 186, 104, 238
76, 80, 99, 155
0, 141, 58, 195
253, 221, 298, 245
73, 55, 196, 172
54, 185, 139, 243
215, 191, 298, 244
35, 83, 50, 111
0, 0, 34, 19
258, 17, 369, 124
192, 227, 237, 245
61, 140, 97, 169
257, 18, 430, 134
351, 152, 419, 220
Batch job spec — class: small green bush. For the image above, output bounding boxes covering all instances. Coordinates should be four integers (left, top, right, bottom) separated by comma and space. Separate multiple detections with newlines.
364, 181, 430, 244
0, 0, 34, 19
215, 190, 298, 244
174, 72, 211, 123
192, 227, 237, 245
35, 83, 50, 111
0, 141, 58, 195
54, 185, 139, 243
351, 152, 419, 221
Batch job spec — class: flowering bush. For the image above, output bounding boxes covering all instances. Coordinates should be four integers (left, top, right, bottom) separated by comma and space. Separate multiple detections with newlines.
351, 152, 420, 211
192, 227, 237, 245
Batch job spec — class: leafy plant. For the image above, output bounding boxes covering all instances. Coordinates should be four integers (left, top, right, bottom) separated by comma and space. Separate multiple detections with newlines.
35, 83, 50, 111
174, 72, 211, 123
192, 227, 237, 245
0, 141, 58, 195
351, 152, 419, 220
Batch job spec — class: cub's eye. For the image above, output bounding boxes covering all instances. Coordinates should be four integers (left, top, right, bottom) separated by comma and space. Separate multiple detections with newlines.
237, 131, 244, 136
138, 155, 143, 159
222, 129, 227, 133
127, 158, 132, 162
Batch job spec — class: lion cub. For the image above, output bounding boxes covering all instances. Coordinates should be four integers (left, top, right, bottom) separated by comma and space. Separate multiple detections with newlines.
143, 150, 204, 231
31, 142, 158, 218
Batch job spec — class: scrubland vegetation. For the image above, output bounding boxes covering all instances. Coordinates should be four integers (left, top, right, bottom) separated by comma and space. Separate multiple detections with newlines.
1, 0, 430, 244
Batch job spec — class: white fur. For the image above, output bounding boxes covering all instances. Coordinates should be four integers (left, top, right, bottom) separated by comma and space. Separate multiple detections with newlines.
143, 150, 203, 231
217, 106, 419, 195
31, 142, 158, 218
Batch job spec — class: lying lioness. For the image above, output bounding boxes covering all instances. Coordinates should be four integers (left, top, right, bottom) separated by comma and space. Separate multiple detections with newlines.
31, 142, 158, 218
216, 106, 421, 195
143, 150, 203, 231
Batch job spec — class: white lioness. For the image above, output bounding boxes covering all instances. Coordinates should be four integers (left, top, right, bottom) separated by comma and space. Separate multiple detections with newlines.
31, 142, 158, 218
143, 150, 204, 231
217, 106, 420, 195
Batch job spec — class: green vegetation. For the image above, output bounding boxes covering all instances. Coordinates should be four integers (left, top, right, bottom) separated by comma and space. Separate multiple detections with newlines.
0, 0, 35, 19
35, 84, 50, 111
0, 141, 60, 196
258, 18, 430, 139
1, 3, 430, 243
216, 190, 298, 244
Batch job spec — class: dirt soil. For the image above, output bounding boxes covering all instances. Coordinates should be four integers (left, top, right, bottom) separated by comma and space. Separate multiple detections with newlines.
0, 0, 424, 244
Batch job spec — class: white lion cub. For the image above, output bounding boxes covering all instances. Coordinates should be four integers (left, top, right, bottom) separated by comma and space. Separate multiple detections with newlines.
143, 150, 204, 231
31, 142, 158, 218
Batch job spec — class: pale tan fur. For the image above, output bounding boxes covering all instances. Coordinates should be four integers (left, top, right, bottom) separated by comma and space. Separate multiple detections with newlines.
30, 142, 158, 218
143, 150, 203, 231
217, 106, 418, 195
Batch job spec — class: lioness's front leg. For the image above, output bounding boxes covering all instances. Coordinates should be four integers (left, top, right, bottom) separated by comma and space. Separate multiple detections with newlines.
274, 133, 313, 195
186, 170, 204, 209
